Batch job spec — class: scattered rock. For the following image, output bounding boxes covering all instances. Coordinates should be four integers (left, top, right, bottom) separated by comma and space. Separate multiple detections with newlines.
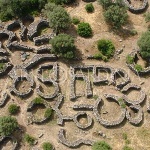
38, 133, 44, 138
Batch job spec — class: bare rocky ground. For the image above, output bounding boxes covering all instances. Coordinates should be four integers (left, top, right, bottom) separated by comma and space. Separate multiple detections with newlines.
0, 0, 150, 150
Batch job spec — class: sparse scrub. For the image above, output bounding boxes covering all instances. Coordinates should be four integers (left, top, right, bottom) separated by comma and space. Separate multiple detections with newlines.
134, 64, 143, 72
72, 17, 80, 25
42, 142, 53, 150
126, 55, 135, 64
24, 134, 35, 146
92, 141, 112, 150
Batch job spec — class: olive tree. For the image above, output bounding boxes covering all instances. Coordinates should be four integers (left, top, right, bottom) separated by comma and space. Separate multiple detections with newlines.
104, 5, 128, 29
0, 116, 18, 136
43, 3, 71, 32
50, 34, 76, 59
137, 31, 150, 60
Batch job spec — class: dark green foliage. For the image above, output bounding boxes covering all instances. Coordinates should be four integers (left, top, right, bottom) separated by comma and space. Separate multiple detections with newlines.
8, 104, 20, 115
44, 108, 53, 118
50, 34, 76, 59
42, 142, 53, 150
24, 134, 35, 146
0, 0, 47, 21
126, 55, 135, 64
130, 29, 138, 36
0, 116, 18, 136
0, 63, 5, 70
72, 17, 80, 25
122, 133, 128, 140
33, 97, 44, 104
137, 31, 150, 60
118, 98, 126, 108
97, 39, 115, 59
144, 12, 150, 23
123, 145, 133, 150
97, 0, 112, 9
134, 64, 143, 72
104, 5, 128, 29
44, 3, 71, 32
48, 0, 73, 5
93, 53, 108, 62
77, 22, 92, 37
85, 3, 94, 13
92, 141, 112, 150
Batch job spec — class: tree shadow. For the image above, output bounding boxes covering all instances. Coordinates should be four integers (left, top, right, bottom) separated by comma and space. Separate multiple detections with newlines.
108, 19, 137, 40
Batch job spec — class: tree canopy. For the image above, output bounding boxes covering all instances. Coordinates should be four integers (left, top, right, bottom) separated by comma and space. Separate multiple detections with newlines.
0, 116, 18, 136
50, 34, 76, 59
43, 3, 71, 32
0, 0, 47, 21
104, 4, 128, 29
137, 31, 150, 60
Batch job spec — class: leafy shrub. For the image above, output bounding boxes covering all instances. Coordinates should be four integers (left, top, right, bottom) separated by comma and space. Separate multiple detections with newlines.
42, 142, 53, 150
44, 108, 53, 118
50, 34, 76, 59
33, 97, 44, 104
0, 116, 18, 136
92, 141, 112, 150
24, 134, 35, 146
130, 29, 138, 36
93, 53, 103, 59
118, 98, 126, 108
122, 133, 128, 140
85, 3, 94, 13
97, 39, 115, 59
134, 64, 143, 72
72, 17, 80, 25
126, 55, 135, 64
104, 5, 128, 29
125, 139, 131, 145
137, 31, 150, 60
123, 145, 133, 150
77, 22, 92, 37
8, 104, 20, 115
0, 63, 5, 70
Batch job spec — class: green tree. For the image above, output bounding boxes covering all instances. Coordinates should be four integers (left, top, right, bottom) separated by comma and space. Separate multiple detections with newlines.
48, 0, 73, 5
0, 116, 18, 136
97, 39, 115, 58
44, 3, 71, 32
50, 34, 76, 59
97, 0, 112, 9
104, 5, 128, 29
42, 142, 53, 150
137, 31, 150, 60
77, 22, 92, 37
92, 141, 112, 150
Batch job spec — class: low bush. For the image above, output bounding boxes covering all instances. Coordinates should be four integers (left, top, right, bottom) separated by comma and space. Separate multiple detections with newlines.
92, 141, 112, 150
33, 97, 44, 104
44, 108, 53, 118
77, 22, 92, 37
144, 12, 150, 23
85, 3, 94, 13
72, 17, 80, 25
24, 134, 35, 146
42, 142, 53, 150
134, 64, 143, 72
123, 145, 133, 150
126, 55, 135, 64
8, 104, 20, 115
0, 63, 5, 70
97, 39, 115, 59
